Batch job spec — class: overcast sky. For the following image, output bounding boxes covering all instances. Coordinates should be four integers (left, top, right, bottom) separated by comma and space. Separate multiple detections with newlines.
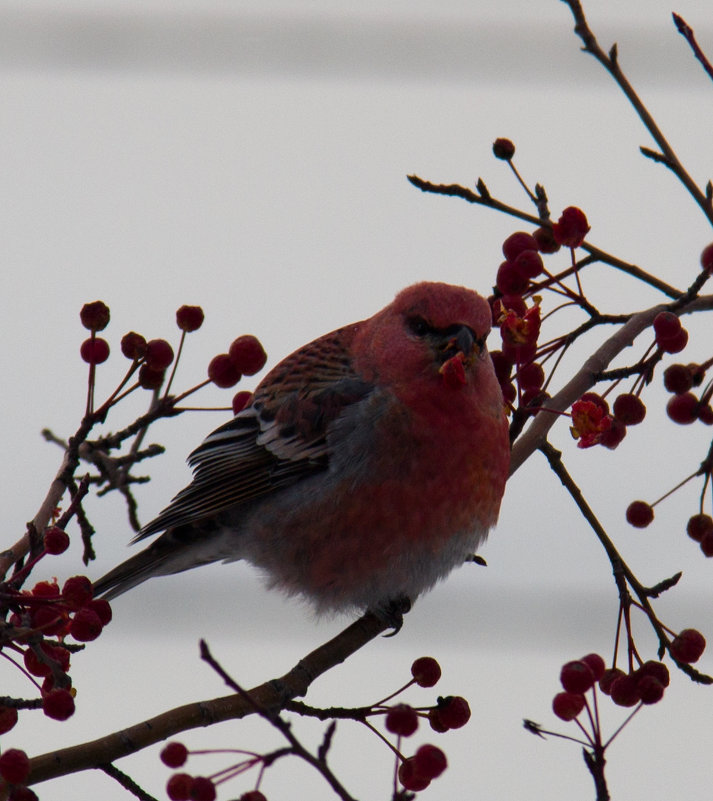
3, 2, 713, 800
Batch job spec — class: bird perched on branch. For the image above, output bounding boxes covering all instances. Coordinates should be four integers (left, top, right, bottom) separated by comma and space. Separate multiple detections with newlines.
95, 282, 510, 620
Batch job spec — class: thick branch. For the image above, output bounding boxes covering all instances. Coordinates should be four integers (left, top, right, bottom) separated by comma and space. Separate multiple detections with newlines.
27, 610, 391, 787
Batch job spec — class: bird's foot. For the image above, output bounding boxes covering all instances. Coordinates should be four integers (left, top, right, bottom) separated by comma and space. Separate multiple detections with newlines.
372, 594, 411, 636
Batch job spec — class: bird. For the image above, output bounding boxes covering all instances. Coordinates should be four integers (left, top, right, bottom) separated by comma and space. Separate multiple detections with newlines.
94, 282, 510, 620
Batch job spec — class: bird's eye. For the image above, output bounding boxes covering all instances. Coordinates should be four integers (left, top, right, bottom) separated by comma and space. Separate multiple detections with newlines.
407, 316, 432, 337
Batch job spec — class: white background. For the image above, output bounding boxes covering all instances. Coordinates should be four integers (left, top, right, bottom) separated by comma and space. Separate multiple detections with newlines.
2, 1, 713, 799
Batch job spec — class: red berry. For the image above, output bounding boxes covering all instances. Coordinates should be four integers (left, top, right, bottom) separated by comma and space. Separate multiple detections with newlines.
8, 788, 39, 801
502, 232, 538, 261
663, 364, 693, 394
239, 793, 268, 801
31, 580, 59, 598
69, 608, 103, 642
670, 629, 706, 663
436, 696, 471, 729
598, 667, 624, 696
580, 653, 606, 682
613, 393, 646, 425
687, 513, 713, 542
413, 744, 447, 780
657, 327, 689, 354
493, 294, 527, 320
80, 300, 110, 332
189, 776, 216, 801
0, 749, 30, 785
496, 260, 530, 296
490, 351, 513, 384
514, 249, 544, 279
653, 311, 681, 339
0, 706, 18, 735
385, 704, 419, 737
626, 500, 654, 528
610, 674, 641, 707
411, 656, 442, 688
638, 660, 670, 687
517, 361, 545, 390
579, 392, 609, 414
62, 575, 93, 608
228, 335, 268, 376
552, 692, 585, 721
560, 660, 595, 694
500, 381, 517, 404
86, 598, 113, 626
700, 242, 713, 273
700, 532, 713, 557
208, 354, 241, 388
492, 138, 515, 160
599, 417, 627, 450
398, 758, 431, 791
552, 207, 590, 248
428, 707, 449, 733
699, 404, 713, 425
24, 647, 52, 678
138, 364, 166, 390
42, 688, 75, 720
167, 773, 193, 801
232, 391, 253, 415
636, 675, 665, 705
121, 331, 147, 360
44, 526, 70, 555
176, 305, 204, 332
80, 337, 110, 365
533, 226, 561, 254
145, 339, 174, 370
666, 392, 699, 424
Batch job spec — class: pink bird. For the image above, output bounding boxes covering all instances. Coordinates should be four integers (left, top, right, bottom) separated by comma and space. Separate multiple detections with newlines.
94, 282, 510, 620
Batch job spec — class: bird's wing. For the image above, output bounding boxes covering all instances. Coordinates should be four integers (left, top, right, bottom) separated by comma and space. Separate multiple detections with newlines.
134, 324, 372, 541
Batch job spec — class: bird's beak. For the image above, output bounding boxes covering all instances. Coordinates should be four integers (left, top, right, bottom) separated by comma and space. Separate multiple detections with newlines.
435, 324, 480, 365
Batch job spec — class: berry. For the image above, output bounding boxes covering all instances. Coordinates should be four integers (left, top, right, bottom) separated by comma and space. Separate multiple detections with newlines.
145, 339, 174, 370
8, 788, 39, 801
232, 391, 253, 415
166, 773, 193, 801
598, 667, 625, 696
653, 311, 681, 339
428, 707, 449, 733
228, 335, 268, 376
0, 749, 30, 785
502, 232, 538, 261
44, 526, 70, 555
580, 653, 606, 682
658, 327, 689, 354
492, 138, 515, 160
490, 351, 513, 384
24, 646, 52, 678
700, 532, 713, 557
208, 354, 241, 388
609, 674, 641, 707
700, 242, 713, 273
560, 660, 596, 693
496, 260, 529, 296
626, 500, 654, 528
62, 575, 93, 608
579, 392, 609, 414
699, 404, 713, 425
599, 418, 627, 450
435, 696, 471, 729
663, 364, 693, 394
42, 688, 75, 720
636, 675, 665, 705
0, 706, 18, 735
514, 249, 544, 279
385, 704, 419, 737
80, 301, 110, 332
87, 598, 113, 626
189, 777, 216, 801
121, 332, 147, 360
638, 660, 670, 687
552, 207, 590, 248
493, 294, 527, 319
613, 393, 646, 425
411, 656, 442, 687
176, 305, 204, 332
398, 758, 431, 791
239, 793, 268, 801
666, 392, 698, 424
413, 744, 447, 780
31, 580, 59, 598
552, 692, 585, 721
670, 629, 706, 663
517, 361, 545, 391
69, 608, 103, 641
533, 226, 560, 254
138, 365, 166, 390
687, 513, 713, 542
80, 337, 110, 365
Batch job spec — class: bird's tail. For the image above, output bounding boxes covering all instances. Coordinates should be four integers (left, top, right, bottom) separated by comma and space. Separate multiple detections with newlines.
93, 524, 224, 600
